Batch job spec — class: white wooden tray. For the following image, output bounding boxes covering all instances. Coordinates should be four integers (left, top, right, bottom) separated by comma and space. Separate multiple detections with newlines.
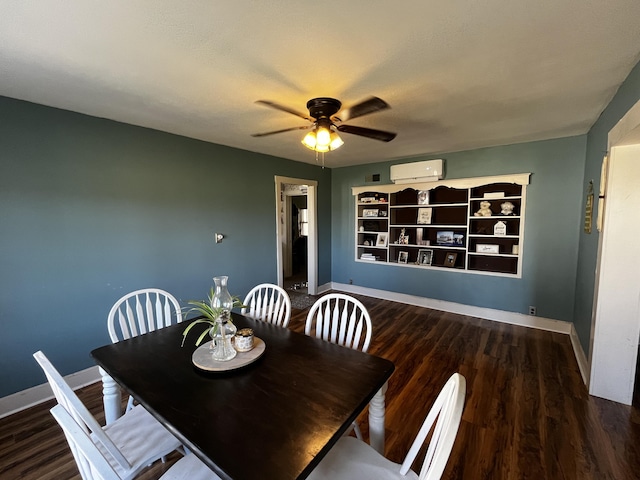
192, 338, 266, 372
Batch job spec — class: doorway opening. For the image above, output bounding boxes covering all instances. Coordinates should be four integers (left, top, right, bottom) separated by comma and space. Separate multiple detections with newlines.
274, 176, 318, 295
285, 190, 309, 293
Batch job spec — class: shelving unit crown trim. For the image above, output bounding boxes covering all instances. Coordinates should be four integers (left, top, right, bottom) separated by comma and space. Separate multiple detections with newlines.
352, 172, 531, 195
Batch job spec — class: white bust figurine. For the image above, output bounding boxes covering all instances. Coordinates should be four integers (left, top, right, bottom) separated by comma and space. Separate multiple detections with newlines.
500, 201, 516, 215
474, 201, 493, 217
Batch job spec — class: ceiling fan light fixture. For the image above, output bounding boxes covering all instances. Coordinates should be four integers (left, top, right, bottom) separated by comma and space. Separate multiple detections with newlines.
255, 96, 395, 157
316, 125, 331, 146
329, 130, 344, 150
302, 123, 344, 152
302, 131, 317, 149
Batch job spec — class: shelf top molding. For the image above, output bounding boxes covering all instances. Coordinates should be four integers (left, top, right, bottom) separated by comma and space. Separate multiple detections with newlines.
352, 173, 531, 196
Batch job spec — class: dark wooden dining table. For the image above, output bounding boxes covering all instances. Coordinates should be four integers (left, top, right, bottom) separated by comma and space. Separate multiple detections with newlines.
91, 314, 395, 480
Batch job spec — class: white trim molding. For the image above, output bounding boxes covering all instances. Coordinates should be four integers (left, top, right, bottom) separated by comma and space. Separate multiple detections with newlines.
0, 365, 101, 419
332, 282, 572, 334
570, 324, 590, 386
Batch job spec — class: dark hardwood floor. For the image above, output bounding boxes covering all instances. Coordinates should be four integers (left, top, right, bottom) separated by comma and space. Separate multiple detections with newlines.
1, 294, 639, 479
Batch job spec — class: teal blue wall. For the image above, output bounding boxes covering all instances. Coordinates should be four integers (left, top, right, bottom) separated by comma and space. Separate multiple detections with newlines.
332, 136, 587, 321
573, 60, 640, 352
3, 56, 640, 400
0, 96, 331, 397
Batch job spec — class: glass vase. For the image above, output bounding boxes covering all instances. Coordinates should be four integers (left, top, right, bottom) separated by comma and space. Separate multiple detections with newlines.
209, 317, 237, 361
209, 276, 237, 361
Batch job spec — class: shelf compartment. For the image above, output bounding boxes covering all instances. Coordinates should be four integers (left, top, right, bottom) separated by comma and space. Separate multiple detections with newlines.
390, 205, 467, 225
467, 255, 518, 274
470, 182, 522, 199
469, 217, 520, 236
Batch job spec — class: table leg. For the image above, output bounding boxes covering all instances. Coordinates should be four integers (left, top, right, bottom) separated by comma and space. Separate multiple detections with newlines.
98, 367, 122, 425
368, 381, 387, 454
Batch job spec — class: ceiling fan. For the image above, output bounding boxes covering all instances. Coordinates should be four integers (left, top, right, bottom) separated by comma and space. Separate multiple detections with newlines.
251, 96, 396, 153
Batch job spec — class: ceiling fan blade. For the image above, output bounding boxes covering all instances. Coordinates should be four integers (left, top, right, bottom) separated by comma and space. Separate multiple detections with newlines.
251, 125, 312, 137
335, 96, 390, 122
255, 100, 312, 121
337, 124, 397, 142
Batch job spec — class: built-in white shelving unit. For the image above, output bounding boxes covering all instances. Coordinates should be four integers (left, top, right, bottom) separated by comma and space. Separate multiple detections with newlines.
352, 173, 530, 277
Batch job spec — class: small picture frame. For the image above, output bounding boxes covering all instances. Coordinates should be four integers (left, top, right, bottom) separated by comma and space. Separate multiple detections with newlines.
444, 252, 458, 268
398, 251, 409, 264
436, 231, 454, 245
376, 233, 388, 246
363, 208, 379, 218
417, 190, 430, 205
417, 249, 433, 266
417, 207, 433, 224
453, 233, 465, 246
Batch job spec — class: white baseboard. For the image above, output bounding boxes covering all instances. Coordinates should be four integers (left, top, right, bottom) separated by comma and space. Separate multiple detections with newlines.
331, 282, 573, 334
570, 324, 590, 386
0, 366, 101, 419
317, 282, 333, 294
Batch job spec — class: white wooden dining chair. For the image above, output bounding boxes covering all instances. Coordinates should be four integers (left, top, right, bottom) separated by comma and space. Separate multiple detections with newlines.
305, 293, 373, 439
50, 404, 220, 480
107, 288, 182, 342
241, 283, 292, 327
308, 373, 467, 480
305, 293, 372, 353
106, 288, 182, 414
34, 351, 184, 480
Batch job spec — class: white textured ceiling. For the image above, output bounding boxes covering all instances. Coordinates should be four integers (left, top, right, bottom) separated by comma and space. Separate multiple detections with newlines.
2, 1, 640, 168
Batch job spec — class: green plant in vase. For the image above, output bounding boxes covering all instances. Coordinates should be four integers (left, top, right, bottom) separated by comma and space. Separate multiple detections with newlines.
181, 277, 245, 362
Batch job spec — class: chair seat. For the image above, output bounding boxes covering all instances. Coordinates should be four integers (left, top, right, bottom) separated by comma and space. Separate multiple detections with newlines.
159, 453, 223, 480
95, 404, 182, 479
308, 437, 419, 480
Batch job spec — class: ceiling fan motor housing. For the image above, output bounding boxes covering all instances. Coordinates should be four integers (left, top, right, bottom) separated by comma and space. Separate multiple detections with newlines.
306, 97, 342, 119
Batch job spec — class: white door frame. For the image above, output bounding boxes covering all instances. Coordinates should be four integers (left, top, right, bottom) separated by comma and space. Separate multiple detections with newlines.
589, 98, 640, 404
275, 176, 318, 295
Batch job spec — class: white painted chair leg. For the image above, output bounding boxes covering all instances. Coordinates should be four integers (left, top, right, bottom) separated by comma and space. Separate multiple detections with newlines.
352, 421, 363, 440
99, 367, 122, 425
368, 381, 387, 454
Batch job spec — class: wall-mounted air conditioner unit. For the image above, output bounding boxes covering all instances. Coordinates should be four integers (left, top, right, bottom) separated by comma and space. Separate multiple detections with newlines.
390, 159, 444, 184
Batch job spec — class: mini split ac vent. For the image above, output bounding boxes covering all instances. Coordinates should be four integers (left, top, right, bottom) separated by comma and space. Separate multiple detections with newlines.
390, 159, 444, 184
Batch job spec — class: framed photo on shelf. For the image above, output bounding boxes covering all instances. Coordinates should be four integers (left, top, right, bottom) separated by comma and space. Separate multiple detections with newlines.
436, 230, 454, 245
453, 233, 465, 246
417, 207, 433, 224
398, 251, 409, 264
417, 190, 430, 205
417, 249, 433, 266
376, 233, 388, 246
363, 208, 379, 218
444, 252, 458, 268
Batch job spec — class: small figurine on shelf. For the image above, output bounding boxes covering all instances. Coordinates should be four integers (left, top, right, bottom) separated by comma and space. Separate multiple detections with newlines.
474, 201, 493, 217
500, 201, 516, 215
398, 228, 409, 245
